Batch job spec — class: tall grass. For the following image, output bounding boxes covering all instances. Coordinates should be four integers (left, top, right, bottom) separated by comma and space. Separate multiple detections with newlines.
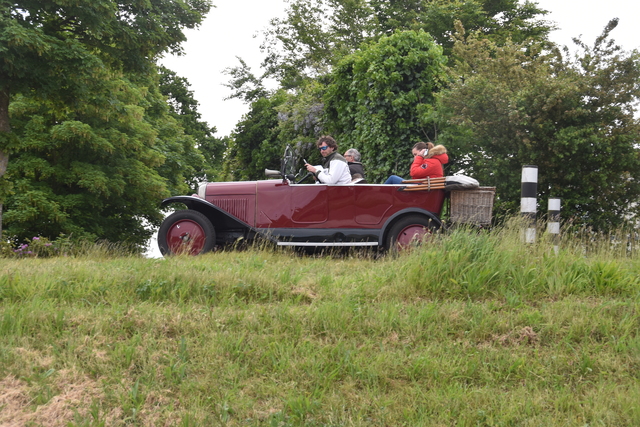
1, 221, 639, 426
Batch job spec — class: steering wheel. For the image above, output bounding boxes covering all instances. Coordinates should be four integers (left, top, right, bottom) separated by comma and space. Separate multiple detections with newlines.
296, 172, 316, 184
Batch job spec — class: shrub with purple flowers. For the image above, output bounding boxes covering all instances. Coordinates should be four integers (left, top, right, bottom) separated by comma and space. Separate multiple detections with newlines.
1, 235, 74, 258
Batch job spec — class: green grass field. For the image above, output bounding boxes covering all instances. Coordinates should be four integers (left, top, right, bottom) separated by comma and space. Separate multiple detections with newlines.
1, 223, 639, 426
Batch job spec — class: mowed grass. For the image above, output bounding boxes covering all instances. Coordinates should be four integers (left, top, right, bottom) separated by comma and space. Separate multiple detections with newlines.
1, 223, 640, 426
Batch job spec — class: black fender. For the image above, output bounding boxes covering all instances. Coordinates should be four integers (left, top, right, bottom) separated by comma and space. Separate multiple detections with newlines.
380, 208, 443, 246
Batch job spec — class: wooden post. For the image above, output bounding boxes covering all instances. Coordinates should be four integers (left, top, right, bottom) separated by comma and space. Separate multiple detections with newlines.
521, 165, 538, 243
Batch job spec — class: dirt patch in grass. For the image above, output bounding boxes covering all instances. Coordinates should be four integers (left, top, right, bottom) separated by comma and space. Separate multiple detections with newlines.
492, 326, 540, 347
0, 370, 104, 427
291, 285, 320, 302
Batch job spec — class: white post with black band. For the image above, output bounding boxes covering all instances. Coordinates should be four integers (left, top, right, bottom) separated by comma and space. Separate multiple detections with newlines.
547, 197, 561, 253
521, 165, 538, 244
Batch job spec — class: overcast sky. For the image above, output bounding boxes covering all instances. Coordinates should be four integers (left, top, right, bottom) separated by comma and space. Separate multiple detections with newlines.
160, 0, 640, 137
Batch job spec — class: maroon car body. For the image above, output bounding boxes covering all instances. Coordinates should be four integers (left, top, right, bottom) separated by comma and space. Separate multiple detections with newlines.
158, 176, 446, 255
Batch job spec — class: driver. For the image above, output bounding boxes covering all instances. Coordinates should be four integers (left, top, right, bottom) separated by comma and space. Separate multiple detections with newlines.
305, 135, 352, 184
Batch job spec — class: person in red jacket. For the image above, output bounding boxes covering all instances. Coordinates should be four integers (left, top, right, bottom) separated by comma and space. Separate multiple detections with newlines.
384, 142, 448, 184
410, 142, 448, 179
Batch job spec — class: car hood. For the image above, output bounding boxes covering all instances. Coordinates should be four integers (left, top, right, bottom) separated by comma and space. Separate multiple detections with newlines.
198, 181, 258, 197
199, 180, 286, 198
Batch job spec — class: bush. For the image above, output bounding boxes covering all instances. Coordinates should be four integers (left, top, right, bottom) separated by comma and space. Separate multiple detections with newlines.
1, 235, 75, 258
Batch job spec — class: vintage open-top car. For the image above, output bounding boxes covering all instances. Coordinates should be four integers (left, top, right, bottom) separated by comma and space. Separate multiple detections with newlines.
158, 147, 451, 255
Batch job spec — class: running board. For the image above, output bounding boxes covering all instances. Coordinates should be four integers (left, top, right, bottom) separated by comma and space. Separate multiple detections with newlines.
276, 241, 379, 247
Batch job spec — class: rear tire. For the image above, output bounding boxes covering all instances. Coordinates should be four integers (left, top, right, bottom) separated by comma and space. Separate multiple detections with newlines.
158, 210, 216, 256
386, 214, 439, 252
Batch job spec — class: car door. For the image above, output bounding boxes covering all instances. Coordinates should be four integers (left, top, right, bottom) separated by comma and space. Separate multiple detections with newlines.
354, 184, 394, 225
290, 184, 329, 224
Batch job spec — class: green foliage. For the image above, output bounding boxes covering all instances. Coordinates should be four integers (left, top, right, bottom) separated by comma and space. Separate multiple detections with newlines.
222, 91, 289, 181
258, 0, 551, 88
5, 72, 173, 247
261, 0, 376, 89
224, 79, 331, 181
438, 20, 640, 230
0, 0, 211, 112
325, 30, 448, 182
0, 0, 210, 78
223, 57, 270, 103
372, 0, 552, 49
0, 0, 212, 244
273, 80, 327, 164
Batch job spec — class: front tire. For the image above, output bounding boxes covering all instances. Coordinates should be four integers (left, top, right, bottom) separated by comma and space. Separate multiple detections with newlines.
386, 214, 439, 252
158, 210, 216, 256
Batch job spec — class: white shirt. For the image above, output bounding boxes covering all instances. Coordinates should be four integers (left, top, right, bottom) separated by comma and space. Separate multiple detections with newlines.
316, 158, 352, 184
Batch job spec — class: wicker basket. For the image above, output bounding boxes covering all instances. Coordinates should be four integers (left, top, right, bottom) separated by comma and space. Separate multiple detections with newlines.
450, 187, 496, 226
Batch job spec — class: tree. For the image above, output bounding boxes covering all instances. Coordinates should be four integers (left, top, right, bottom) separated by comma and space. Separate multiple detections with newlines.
221, 92, 289, 182
223, 58, 271, 103
221, 82, 326, 182
222, 0, 555, 185
254, 0, 551, 89
438, 20, 640, 230
260, 0, 375, 89
371, 0, 551, 49
5, 72, 171, 246
0, 0, 211, 240
324, 30, 449, 182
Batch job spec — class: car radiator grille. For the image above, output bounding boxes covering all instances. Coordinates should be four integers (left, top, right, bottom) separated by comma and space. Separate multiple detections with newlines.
212, 198, 248, 223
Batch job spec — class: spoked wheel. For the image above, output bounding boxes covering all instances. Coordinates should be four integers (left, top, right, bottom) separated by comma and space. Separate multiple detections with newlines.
386, 214, 439, 253
158, 210, 216, 256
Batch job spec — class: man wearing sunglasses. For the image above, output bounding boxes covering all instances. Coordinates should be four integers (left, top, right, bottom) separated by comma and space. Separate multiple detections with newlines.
305, 135, 352, 184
